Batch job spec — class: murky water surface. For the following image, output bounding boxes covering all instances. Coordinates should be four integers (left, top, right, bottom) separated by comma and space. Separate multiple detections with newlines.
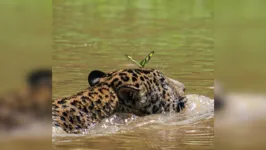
53, 0, 213, 149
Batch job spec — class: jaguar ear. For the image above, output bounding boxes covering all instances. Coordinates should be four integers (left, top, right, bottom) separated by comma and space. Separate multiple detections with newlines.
117, 86, 139, 101
88, 70, 106, 86
27, 68, 52, 88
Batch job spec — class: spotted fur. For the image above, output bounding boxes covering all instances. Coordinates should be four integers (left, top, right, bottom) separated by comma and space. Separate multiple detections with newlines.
52, 68, 187, 133
0, 69, 51, 130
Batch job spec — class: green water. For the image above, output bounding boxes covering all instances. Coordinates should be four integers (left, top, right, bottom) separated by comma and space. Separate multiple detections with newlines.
53, 0, 214, 149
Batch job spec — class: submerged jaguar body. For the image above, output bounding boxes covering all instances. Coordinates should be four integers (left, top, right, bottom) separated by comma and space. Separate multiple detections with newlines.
52, 68, 187, 133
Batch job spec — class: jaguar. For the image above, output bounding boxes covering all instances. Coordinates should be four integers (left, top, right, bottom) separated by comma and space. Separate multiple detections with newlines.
0, 68, 51, 131
52, 68, 187, 133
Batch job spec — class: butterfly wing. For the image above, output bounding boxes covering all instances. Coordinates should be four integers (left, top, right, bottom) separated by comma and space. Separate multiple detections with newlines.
125, 54, 143, 67
139, 51, 154, 67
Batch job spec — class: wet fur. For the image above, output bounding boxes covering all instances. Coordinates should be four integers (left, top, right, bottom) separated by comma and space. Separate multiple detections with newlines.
52, 68, 187, 133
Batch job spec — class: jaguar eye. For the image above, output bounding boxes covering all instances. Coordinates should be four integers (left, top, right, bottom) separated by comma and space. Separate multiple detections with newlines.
140, 98, 146, 103
140, 89, 146, 97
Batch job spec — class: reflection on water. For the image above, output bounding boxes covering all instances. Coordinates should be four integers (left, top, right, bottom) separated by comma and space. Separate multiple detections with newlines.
53, 0, 213, 149
53, 120, 213, 150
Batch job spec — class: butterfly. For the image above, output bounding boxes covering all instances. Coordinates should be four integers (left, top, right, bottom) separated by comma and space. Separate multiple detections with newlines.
125, 51, 155, 68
